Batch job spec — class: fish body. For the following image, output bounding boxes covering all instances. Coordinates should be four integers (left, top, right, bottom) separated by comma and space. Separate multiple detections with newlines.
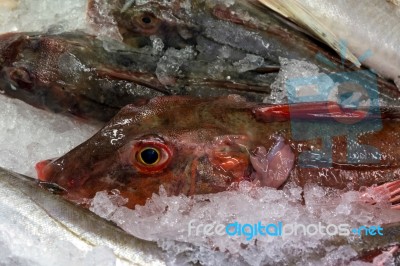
2, 1, 400, 121
0, 31, 280, 121
0, 166, 164, 265
97, 0, 400, 91
36, 95, 400, 209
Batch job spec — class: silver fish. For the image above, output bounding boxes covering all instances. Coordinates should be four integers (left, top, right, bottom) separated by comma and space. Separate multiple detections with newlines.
0, 167, 165, 266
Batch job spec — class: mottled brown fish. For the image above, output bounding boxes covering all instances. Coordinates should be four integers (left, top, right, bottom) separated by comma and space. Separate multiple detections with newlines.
36, 95, 400, 210
2, 0, 400, 121
0, 31, 165, 121
0, 31, 280, 121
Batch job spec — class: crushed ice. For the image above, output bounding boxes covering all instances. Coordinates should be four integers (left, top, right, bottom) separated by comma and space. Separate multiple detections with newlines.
0, 95, 100, 176
0, 216, 116, 266
0, 0, 87, 33
90, 181, 400, 266
265, 57, 335, 104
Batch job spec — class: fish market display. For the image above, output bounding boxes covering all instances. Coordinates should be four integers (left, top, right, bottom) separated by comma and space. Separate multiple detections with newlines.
1, 0, 400, 265
36, 95, 400, 209
0, 166, 164, 265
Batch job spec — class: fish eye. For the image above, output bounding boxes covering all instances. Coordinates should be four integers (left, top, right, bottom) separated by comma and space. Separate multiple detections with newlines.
132, 139, 173, 174
138, 147, 160, 165
131, 12, 161, 33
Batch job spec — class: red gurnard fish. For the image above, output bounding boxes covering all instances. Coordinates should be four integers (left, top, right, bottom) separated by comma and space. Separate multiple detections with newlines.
36, 96, 400, 210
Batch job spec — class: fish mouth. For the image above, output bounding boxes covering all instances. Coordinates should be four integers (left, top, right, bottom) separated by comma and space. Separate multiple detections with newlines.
35, 159, 91, 191
0, 32, 27, 67
0, 33, 30, 92
35, 159, 52, 182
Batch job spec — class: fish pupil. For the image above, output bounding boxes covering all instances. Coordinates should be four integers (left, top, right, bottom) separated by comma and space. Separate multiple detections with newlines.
140, 148, 159, 165
142, 17, 152, 24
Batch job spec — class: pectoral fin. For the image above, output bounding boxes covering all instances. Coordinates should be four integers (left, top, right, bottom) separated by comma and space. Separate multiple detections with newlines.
253, 101, 373, 123
250, 136, 295, 188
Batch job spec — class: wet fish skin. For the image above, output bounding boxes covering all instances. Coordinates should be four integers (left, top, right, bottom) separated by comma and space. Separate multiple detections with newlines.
0, 31, 166, 122
101, 0, 340, 65
93, 0, 400, 105
36, 95, 400, 210
0, 166, 165, 265
107, 0, 200, 49
2, 2, 400, 123
0, 30, 278, 121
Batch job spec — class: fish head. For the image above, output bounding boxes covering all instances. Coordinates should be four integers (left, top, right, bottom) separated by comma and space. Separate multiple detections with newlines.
111, 1, 199, 48
0, 31, 167, 120
36, 96, 295, 209
0, 32, 82, 108
0, 32, 35, 93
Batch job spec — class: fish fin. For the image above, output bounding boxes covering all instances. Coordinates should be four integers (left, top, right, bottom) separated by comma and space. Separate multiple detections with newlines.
357, 246, 400, 265
386, 180, 400, 209
361, 180, 400, 210
253, 101, 371, 122
257, 0, 361, 67
250, 136, 294, 188
96, 67, 170, 95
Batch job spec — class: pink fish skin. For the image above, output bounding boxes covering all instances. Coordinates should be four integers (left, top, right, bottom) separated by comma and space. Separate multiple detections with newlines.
35, 95, 400, 209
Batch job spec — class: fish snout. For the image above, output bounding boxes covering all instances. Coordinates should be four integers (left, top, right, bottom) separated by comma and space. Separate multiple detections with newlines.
0, 32, 26, 66
0, 33, 30, 92
35, 159, 85, 189
2, 66, 33, 89
35, 159, 53, 182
